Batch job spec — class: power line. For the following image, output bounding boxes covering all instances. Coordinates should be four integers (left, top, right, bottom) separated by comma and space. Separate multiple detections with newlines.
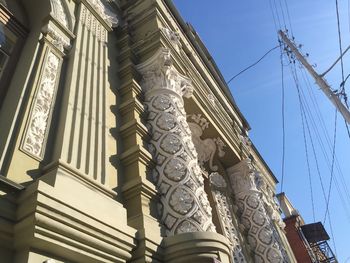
282, 0, 294, 36
335, 0, 346, 85
226, 45, 280, 84
277, 0, 288, 30
269, 0, 279, 32
273, 0, 283, 29
327, 209, 338, 257
300, 67, 350, 211
290, 64, 316, 221
324, 109, 338, 224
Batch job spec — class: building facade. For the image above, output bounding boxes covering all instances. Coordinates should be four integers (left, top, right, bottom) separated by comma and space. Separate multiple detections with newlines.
0, 0, 296, 262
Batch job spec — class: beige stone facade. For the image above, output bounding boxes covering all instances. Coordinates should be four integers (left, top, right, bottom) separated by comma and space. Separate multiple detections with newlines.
0, 0, 296, 262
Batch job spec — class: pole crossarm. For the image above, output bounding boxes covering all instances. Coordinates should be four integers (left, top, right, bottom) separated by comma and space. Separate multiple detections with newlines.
279, 30, 350, 124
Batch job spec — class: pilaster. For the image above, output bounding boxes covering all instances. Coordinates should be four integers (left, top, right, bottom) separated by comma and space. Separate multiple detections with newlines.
116, 12, 163, 263
50, 1, 117, 187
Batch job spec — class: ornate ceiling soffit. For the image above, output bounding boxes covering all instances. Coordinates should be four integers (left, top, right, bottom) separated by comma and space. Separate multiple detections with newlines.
87, 0, 118, 27
160, 27, 181, 51
136, 48, 193, 99
187, 114, 226, 172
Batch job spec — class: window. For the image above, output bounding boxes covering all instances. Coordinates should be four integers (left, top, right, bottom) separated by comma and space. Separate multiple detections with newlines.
0, 24, 16, 78
0, 3, 27, 109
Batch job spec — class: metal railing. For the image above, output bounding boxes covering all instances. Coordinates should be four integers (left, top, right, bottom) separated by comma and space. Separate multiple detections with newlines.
310, 241, 337, 263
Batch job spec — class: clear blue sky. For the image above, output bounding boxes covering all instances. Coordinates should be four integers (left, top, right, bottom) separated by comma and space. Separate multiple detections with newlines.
173, 0, 350, 261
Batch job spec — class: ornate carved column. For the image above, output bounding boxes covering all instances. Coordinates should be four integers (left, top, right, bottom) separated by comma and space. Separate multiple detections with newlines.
227, 159, 285, 262
136, 48, 216, 236
255, 173, 291, 262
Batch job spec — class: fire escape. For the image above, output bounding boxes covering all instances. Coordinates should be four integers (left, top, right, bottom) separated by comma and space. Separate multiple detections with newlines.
300, 222, 338, 263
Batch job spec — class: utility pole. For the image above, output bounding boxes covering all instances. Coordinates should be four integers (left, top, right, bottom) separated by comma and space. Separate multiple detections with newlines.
279, 30, 350, 124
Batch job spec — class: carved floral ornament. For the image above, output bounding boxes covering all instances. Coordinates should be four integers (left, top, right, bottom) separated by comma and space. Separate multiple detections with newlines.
22, 51, 61, 159
187, 114, 226, 172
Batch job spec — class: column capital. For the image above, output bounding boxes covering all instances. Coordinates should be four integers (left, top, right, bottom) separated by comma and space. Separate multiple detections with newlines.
226, 158, 258, 195
136, 48, 193, 99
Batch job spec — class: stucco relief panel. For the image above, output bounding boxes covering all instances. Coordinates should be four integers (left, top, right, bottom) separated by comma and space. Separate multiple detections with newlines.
22, 50, 61, 159
187, 114, 226, 172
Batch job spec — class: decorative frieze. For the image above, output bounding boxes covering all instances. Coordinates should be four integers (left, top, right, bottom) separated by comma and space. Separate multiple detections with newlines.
22, 50, 61, 158
188, 114, 225, 172
136, 48, 216, 236
80, 5, 108, 42
209, 172, 247, 263
227, 159, 286, 263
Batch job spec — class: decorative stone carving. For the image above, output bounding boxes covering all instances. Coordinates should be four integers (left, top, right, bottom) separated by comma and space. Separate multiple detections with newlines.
209, 172, 247, 263
43, 24, 71, 52
80, 5, 108, 42
255, 172, 290, 262
87, 0, 118, 27
227, 159, 287, 263
255, 173, 286, 230
161, 27, 182, 51
210, 172, 227, 188
22, 51, 61, 159
188, 114, 226, 171
137, 48, 216, 236
51, 0, 69, 28
239, 134, 252, 155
